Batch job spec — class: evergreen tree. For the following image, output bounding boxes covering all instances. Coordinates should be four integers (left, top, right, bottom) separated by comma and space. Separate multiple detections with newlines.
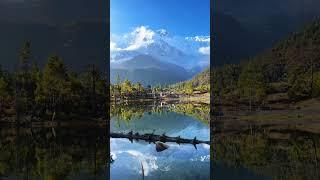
38, 55, 71, 113
0, 76, 9, 115
238, 61, 267, 110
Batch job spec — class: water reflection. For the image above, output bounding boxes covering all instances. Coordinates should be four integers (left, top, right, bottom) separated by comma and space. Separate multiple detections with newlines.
0, 126, 107, 179
212, 107, 320, 180
110, 102, 210, 180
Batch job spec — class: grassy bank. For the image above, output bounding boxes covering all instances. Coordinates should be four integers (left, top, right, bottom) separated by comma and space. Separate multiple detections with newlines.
177, 93, 210, 104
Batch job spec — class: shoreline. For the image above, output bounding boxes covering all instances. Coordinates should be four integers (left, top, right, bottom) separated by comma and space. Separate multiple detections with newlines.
111, 92, 210, 104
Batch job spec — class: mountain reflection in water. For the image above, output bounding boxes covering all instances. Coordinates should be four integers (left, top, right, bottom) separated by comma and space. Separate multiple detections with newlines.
0, 101, 318, 180
110, 102, 210, 180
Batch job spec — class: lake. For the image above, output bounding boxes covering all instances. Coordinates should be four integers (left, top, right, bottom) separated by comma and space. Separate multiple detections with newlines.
211, 105, 320, 180
0, 102, 319, 180
0, 126, 107, 179
110, 102, 211, 180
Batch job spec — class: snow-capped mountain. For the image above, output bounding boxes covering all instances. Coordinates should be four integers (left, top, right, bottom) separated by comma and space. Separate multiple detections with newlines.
110, 26, 209, 85
111, 38, 195, 68
111, 26, 209, 69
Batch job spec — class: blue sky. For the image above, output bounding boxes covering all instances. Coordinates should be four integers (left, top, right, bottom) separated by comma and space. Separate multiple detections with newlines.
111, 0, 210, 36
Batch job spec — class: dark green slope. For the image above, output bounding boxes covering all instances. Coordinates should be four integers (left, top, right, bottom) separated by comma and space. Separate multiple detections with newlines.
189, 68, 210, 87
170, 67, 210, 93
214, 18, 320, 104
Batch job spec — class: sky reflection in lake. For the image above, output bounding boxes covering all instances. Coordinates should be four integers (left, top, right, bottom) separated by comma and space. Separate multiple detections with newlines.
110, 107, 210, 180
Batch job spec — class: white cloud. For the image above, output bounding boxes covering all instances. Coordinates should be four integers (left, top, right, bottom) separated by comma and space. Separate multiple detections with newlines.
125, 26, 155, 51
110, 41, 121, 51
198, 46, 210, 55
112, 149, 158, 176
185, 36, 210, 42
111, 26, 210, 66
202, 144, 210, 150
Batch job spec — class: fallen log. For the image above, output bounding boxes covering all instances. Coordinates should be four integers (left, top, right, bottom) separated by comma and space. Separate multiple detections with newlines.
110, 131, 211, 146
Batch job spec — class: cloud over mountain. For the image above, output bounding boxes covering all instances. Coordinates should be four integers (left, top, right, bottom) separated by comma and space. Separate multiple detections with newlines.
111, 26, 210, 68
124, 26, 156, 51
198, 46, 210, 55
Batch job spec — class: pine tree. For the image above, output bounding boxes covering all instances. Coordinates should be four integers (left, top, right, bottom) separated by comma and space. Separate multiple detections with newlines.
40, 55, 70, 113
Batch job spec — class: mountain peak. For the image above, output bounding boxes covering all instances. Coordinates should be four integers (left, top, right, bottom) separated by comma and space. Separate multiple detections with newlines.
111, 26, 209, 68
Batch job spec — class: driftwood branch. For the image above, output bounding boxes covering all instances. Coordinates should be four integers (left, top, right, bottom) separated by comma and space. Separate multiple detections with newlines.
110, 131, 210, 145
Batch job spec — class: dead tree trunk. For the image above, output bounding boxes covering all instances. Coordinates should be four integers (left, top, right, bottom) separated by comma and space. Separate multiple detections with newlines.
110, 131, 210, 145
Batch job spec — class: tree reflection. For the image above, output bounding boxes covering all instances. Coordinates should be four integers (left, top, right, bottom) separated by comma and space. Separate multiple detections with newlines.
110, 101, 210, 126
211, 129, 320, 179
0, 127, 107, 179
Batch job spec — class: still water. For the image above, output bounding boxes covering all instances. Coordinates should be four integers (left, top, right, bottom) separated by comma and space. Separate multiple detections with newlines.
0, 102, 319, 180
110, 103, 210, 180
211, 106, 320, 180
0, 126, 107, 179
211, 127, 320, 180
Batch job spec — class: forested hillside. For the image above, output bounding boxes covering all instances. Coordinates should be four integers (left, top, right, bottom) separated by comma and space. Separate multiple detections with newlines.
213, 18, 320, 106
171, 68, 210, 94
0, 42, 107, 121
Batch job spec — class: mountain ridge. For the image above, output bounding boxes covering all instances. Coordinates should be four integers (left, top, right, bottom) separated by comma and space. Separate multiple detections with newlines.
110, 54, 193, 86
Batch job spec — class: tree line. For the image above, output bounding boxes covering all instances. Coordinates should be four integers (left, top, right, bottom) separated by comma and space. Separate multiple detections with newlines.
110, 75, 171, 99
0, 41, 107, 122
171, 68, 210, 95
213, 19, 320, 108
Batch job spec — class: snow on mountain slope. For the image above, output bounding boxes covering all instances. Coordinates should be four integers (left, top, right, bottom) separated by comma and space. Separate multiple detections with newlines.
110, 26, 209, 69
